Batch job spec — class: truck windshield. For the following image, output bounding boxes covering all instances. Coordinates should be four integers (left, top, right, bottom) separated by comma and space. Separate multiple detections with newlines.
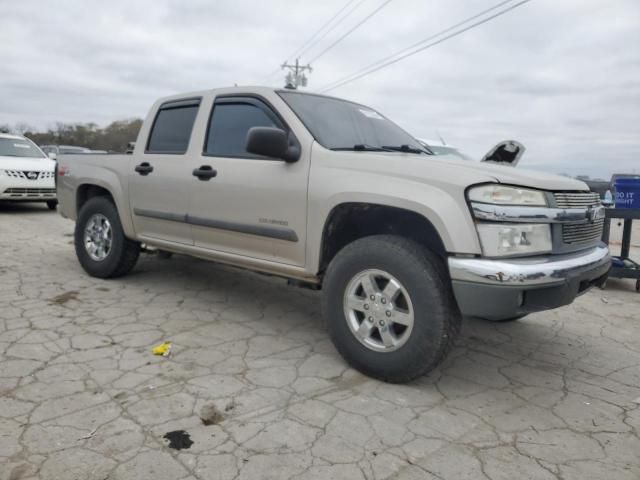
278, 91, 425, 153
0, 138, 46, 158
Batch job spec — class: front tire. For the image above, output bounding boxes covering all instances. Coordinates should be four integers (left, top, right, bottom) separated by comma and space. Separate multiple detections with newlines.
46, 200, 58, 210
75, 196, 140, 278
322, 235, 461, 383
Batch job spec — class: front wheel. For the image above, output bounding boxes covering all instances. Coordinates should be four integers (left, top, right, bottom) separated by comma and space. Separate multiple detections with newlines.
322, 235, 461, 383
46, 200, 58, 210
74, 196, 140, 278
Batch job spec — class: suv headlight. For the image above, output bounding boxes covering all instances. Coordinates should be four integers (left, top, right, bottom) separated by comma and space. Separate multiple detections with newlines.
468, 184, 551, 257
468, 184, 547, 206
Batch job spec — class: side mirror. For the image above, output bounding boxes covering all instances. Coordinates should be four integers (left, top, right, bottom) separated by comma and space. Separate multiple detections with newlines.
47, 152, 57, 160
246, 127, 300, 162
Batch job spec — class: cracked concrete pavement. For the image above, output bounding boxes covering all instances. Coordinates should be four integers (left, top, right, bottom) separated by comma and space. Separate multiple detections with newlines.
1, 203, 639, 480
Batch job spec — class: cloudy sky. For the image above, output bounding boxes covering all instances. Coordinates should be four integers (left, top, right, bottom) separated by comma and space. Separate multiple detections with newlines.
1, 0, 638, 178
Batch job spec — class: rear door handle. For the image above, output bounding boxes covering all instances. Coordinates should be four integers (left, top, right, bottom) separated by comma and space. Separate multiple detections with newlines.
192, 165, 217, 181
135, 162, 154, 175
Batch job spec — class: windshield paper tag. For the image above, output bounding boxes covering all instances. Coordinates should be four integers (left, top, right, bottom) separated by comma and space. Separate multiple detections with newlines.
359, 109, 384, 120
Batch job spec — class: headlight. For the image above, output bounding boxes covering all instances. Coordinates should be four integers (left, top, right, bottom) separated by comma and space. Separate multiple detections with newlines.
468, 184, 547, 206
477, 223, 552, 257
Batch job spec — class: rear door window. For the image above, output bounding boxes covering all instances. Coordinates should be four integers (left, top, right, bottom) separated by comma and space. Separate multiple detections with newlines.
146, 99, 200, 154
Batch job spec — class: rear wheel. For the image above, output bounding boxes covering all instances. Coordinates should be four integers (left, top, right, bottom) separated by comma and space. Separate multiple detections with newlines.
75, 196, 140, 278
46, 200, 58, 210
322, 235, 461, 383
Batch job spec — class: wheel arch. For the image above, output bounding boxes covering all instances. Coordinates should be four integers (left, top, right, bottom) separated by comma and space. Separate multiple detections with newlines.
76, 184, 114, 211
75, 182, 136, 238
317, 202, 449, 276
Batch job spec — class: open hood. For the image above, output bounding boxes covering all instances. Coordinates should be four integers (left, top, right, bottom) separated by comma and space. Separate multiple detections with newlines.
481, 140, 524, 167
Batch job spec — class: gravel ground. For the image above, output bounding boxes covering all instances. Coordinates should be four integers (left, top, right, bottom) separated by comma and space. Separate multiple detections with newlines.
1, 202, 639, 480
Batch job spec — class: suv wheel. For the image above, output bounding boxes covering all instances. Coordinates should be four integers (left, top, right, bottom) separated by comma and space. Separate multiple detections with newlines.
75, 196, 140, 278
322, 235, 461, 383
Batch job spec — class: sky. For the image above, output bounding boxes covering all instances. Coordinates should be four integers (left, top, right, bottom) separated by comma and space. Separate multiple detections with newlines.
1, 0, 639, 179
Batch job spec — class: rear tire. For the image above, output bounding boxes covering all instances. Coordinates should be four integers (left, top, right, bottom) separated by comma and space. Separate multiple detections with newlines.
75, 196, 140, 278
46, 200, 58, 210
322, 235, 461, 383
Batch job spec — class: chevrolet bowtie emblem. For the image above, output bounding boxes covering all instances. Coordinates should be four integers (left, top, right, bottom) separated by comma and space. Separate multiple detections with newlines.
586, 206, 605, 223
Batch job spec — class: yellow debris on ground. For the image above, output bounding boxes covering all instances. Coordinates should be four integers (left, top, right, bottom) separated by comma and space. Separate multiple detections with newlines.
152, 341, 172, 356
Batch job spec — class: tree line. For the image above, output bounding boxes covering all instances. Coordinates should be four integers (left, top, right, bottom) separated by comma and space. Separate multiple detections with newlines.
0, 119, 143, 153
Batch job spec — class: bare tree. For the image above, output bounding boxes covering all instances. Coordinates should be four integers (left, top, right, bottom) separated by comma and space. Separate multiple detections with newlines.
13, 122, 35, 135
24, 118, 143, 153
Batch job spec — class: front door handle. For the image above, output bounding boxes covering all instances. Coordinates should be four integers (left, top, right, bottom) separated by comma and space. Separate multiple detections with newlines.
135, 162, 154, 176
192, 165, 217, 181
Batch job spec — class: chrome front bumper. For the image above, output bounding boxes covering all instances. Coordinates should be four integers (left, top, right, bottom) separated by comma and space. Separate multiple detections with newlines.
449, 244, 610, 287
448, 244, 611, 320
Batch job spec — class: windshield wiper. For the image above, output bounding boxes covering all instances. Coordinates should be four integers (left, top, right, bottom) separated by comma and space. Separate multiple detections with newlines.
331, 144, 395, 152
381, 144, 430, 154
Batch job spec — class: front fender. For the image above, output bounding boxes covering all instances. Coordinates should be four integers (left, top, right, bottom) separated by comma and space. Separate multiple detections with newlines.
307, 180, 481, 274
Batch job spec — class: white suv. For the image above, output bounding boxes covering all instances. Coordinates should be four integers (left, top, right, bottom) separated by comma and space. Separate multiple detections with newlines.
0, 133, 57, 209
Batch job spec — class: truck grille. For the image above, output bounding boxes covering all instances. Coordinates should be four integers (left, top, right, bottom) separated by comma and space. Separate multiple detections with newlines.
2, 188, 56, 198
553, 192, 601, 209
562, 219, 605, 244
553, 192, 604, 245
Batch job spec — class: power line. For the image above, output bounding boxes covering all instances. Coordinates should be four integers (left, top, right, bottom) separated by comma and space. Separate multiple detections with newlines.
294, 0, 364, 61
262, 67, 285, 84
261, 0, 362, 83
318, 0, 516, 91
318, 0, 532, 93
307, 0, 394, 65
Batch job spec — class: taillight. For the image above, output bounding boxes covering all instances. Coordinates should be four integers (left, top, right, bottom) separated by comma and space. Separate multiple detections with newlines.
56, 164, 69, 189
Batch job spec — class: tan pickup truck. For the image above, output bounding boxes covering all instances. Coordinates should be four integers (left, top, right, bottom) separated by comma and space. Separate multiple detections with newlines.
56, 86, 610, 382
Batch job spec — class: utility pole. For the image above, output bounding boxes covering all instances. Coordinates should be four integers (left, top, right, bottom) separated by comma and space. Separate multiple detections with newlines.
281, 58, 312, 89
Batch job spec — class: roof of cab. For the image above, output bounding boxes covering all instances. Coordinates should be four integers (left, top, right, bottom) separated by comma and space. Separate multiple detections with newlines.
155, 86, 281, 105
153, 86, 348, 106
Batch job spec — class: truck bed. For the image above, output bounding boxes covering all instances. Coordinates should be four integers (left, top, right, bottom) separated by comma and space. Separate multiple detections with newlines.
56, 153, 131, 222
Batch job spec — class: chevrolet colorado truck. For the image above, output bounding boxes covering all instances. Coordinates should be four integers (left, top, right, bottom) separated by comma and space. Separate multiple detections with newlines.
56, 87, 610, 382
